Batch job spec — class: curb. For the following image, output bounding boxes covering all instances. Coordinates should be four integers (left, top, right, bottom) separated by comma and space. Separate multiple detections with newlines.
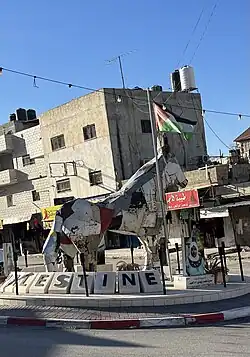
184, 306, 250, 325
1, 306, 250, 329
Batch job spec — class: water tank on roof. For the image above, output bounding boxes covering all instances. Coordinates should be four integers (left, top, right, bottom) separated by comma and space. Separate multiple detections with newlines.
179, 65, 196, 92
27, 109, 37, 121
16, 108, 27, 121
151, 85, 163, 91
170, 70, 181, 92
9, 113, 16, 121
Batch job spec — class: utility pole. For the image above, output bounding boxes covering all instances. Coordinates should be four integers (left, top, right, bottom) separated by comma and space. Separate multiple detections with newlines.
146, 88, 173, 283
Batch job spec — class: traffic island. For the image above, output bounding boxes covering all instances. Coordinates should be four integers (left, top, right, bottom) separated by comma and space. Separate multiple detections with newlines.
0, 271, 249, 308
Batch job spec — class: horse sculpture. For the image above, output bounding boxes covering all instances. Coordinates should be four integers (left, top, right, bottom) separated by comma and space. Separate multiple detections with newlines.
42, 148, 188, 272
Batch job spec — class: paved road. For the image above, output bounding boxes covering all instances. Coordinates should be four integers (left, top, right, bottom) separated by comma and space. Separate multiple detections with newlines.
1, 318, 250, 357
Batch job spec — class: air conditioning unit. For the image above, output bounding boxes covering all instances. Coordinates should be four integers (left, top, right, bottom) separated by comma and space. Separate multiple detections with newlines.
203, 155, 209, 163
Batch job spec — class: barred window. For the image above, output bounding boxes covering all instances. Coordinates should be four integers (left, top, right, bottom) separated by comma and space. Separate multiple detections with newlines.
22, 155, 35, 166
56, 178, 71, 193
32, 190, 40, 201
83, 124, 96, 140
51, 134, 65, 151
7, 195, 13, 207
89, 170, 103, 186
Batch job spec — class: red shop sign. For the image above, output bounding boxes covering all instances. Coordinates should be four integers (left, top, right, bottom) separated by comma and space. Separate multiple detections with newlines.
165, 189, 200, 211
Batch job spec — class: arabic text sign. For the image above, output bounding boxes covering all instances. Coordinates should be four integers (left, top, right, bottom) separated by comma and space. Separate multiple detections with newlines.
165, 189, 200, 210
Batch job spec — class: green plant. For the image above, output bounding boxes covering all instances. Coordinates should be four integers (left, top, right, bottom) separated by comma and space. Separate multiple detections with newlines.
116, 261, 140, 271
205, 257, 229, 275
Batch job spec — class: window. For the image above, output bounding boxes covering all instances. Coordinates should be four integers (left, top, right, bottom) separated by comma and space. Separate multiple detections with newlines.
83, 124, 96, 141
56, 178, 71, 193
89, 170, 103, 186
32, 190, 40, 201
51, 134, 65, 151
141, 120, 151, 133
54, 196, 74, 206
22, 154, 35, 166
7, 195, 13, 207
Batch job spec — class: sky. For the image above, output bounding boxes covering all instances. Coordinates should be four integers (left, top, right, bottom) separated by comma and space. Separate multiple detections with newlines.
0, 0, 249, 155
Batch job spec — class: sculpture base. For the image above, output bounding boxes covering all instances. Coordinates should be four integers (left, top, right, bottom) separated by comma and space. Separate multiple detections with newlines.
173, 274, 214, 289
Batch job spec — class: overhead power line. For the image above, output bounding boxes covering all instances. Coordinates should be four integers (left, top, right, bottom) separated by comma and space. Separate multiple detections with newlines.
0, 65, 249, 119
204, 116, 231, 149
176, 2, 207, 68
190, 0, 220, 63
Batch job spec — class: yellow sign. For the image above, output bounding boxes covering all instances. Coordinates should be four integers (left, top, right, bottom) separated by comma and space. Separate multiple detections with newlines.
0, 219, 3, 230
41, 205, 62, 222
43, 221, 54, 230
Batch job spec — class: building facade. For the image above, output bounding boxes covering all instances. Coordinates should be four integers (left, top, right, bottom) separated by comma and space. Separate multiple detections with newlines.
0, 88, 207, 252
40, 88, 207, 206
0, 119, 51, 252
234, 127, 250, 162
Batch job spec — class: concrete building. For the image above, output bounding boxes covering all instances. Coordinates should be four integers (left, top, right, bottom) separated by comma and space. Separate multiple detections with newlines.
40, 88, 207, 205
0, 118, 51, 252
0, 88, 207, 253
234, 127, 250, 161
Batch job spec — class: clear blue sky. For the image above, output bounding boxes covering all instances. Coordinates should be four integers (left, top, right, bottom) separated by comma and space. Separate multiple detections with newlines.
0, 0, 248, 155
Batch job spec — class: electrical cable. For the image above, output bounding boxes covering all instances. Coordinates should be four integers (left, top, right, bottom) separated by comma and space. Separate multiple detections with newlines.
0, 65, 249, 118
165, 1, 218, 107
204, 116, 231, 150
189, 0, 219, 63
176, 2, 207, 68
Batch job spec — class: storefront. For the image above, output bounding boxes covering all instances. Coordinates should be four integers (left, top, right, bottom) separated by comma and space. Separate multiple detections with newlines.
200, 200, 250, 248
2, 212, 44, 255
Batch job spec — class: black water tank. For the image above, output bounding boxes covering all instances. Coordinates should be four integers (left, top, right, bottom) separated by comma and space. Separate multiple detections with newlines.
151, 85, 163, 91
171, 70, 181, 92
9, 113, 16, 121
27, 109, 37, 121
16, 108, 27, 121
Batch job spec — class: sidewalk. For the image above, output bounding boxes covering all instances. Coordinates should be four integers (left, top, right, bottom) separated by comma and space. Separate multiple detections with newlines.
0, 293, 250, 329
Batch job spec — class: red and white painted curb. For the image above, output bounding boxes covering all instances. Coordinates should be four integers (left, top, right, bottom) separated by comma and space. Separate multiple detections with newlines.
185, 306, 250, 325
1, 306, 250, 329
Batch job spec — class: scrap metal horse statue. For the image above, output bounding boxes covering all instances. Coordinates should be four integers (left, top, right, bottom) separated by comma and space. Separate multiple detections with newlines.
42, 149, 188, 272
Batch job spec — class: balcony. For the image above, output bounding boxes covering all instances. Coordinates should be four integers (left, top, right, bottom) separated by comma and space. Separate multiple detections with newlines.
0, 134, 13, 154
0, 169, 20, 186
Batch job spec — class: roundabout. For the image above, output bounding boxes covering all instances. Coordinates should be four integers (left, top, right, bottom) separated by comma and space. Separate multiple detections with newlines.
0, 271, 249, 308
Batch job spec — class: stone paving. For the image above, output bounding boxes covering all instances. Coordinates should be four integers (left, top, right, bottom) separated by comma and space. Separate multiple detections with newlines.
0, 291, 250, 321
3, 250, 249, 321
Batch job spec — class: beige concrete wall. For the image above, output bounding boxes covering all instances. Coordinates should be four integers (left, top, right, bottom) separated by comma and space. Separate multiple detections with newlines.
185, 164, 229, 188
231, 164, 250, 183
40, 91, 117, 204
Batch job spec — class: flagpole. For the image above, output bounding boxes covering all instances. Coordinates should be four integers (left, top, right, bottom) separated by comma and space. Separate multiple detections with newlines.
146, 88, 173, 282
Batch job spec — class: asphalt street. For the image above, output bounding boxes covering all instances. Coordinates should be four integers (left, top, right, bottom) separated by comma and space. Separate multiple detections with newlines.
1, 318, 250, 357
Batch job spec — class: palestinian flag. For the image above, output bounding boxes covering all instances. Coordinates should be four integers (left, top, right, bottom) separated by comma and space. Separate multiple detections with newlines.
153, 102, 196, 140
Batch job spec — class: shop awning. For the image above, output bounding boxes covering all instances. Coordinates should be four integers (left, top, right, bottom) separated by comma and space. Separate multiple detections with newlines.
200, 200, 250, 219
200, 207, 229, 219
3, 213, 32, 225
